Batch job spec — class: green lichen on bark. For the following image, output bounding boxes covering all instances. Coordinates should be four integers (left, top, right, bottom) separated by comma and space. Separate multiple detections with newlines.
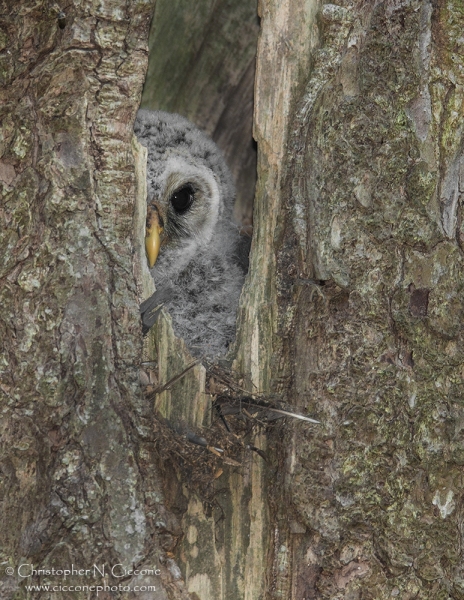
256, 0, 464, 597
0, 2, 200, 599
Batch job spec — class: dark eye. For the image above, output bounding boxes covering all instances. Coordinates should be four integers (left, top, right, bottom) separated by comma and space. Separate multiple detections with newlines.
170, 184, 195, 214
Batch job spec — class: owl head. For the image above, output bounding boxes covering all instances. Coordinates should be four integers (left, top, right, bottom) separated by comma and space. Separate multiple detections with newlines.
134, 110, 236, 280
135, 109, 245, 357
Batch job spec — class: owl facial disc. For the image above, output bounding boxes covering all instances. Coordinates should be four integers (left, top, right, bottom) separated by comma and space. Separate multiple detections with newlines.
135, 109, 246, 358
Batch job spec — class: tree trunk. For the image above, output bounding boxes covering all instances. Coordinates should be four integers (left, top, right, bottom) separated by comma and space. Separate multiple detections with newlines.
0, 2, 194, 598
241, 0, 464, 598
3, 1, 464, 599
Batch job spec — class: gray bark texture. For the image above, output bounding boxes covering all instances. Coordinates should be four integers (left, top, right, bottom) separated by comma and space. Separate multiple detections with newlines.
0, 1, 194, 599
239, 0, 464, 598
2, 0, 464, 599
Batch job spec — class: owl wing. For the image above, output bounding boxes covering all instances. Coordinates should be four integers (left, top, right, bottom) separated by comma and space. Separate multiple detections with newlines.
140, 285, 176, 334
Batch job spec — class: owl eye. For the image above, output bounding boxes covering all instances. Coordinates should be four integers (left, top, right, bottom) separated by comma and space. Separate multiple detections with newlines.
170, 184, 195, 214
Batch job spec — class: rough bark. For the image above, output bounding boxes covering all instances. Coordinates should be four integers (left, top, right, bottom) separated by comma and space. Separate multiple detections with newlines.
4, 1, 464, 599
0, 2, 194, 599
240, 0, 464, 598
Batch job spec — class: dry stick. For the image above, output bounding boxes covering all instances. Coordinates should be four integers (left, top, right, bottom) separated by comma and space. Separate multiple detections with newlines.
152, 359, 200, 394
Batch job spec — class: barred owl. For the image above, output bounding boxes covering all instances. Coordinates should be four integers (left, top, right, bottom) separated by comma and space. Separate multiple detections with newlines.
134, 109, 247, 358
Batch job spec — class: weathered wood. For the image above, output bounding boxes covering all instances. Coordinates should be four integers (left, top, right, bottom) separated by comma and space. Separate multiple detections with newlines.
139, 3, 269, 599
141, 0, 259, 228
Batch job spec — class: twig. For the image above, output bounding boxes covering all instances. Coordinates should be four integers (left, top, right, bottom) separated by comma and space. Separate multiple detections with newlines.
152, 360, 200, 394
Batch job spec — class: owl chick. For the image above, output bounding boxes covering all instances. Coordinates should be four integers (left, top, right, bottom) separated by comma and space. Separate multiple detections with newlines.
134, 109, 246, 358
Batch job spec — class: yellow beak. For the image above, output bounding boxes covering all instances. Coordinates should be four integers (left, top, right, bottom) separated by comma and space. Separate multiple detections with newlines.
145, 204, 164, 268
